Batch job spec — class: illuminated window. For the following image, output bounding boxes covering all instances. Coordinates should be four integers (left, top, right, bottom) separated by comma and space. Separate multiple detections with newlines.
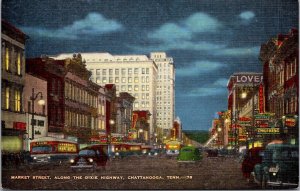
128, 85, 132, 91
14, 90, 21, 112
5, 87, 10, 110
5, 47, 9, 71
17, 52, 21, 75
134, 77, 139, 83
134, 85, 139, 91
128, 77, 132, 83
122, 77, 126, 83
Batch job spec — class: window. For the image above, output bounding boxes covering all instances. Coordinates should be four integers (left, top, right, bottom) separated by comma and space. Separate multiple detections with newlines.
128, 85, 132, 91
134, 68, 139, 74
122, 77, 126, 83
134, 85, 139, 91
102, 77, 107, 83
128, 68, 132, 75
134, 102, 139, 108
96, 69, 100, 75
96, 77, 101, 84
146, 85, 149, 91
146, 68, 149, 74
109, 77, 113, 83
142, 77, 145, 83
142, 68, 145, 74
115, 77, 119, 83
17, 52, 21, 75
128, 77, 132, 83
142, 85, 145, 91
134, 77, 139, 83
115, 69, 119, 75
121, 69, 126, 75
102, 69, 106, 75
146, 76, 149, 83
5, 47, 9, 71
28, 101, 31, 113
121, 85, 126, 91
5, 87, 10, 110
109, 69, 113, 75
15, 90, 21, 112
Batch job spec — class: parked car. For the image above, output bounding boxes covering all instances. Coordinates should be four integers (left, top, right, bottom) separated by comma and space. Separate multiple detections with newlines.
252, 144, 299, 188
206, 149, 218, 157
241, 147, 264, 179
70, 145, 108, 172
177, 146, 202, 166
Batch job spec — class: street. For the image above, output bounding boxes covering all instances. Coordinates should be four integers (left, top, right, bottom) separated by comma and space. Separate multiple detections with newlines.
2, 155, 259, 190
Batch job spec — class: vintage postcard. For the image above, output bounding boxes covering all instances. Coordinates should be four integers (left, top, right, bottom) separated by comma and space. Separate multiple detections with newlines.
1, 0, 299, 190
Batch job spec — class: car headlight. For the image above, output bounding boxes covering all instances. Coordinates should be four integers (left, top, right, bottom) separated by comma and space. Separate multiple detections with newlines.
148, 153, 151, 156
154, 152, 158, 156
70, 159, 75, 163
47, 156, 51, 159
33, 157, 37, 160
175, 150, 178, 152
115, 152, 119, 156
88, 158, 93, 163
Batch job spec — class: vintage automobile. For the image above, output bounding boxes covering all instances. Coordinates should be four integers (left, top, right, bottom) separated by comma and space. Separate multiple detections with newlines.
70, 144, 108, 172
177, 146, 202, 166
241, 147, 264, 179
252, 144, 299, 188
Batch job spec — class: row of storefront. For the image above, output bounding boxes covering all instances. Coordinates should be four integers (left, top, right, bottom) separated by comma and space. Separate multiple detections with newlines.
210, 29, 298, 149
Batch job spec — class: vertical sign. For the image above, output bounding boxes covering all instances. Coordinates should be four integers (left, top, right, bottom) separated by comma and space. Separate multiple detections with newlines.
259, 84, 264, 113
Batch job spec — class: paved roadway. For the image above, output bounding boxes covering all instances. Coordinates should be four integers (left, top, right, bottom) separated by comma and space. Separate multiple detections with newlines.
2, 155, 260, 190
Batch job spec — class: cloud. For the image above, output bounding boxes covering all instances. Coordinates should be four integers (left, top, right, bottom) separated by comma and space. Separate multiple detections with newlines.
239, 11, 255, 21
129, 40, 225, 52
184, 78, 228, 97
148, 12, 222, 42
213, 46, 260, 56
148, 23, 191, 41
184, 12, 222, 33
212, 78, 229, 87
186, 87, 226, 97
176, 61, 225, 77
21, 12, 123, 39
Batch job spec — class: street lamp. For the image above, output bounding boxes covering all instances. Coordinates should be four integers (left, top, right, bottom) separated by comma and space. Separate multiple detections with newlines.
30, 88, 45, 140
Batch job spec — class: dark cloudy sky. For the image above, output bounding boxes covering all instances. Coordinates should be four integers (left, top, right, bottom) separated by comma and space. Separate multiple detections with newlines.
2, 0, 298, 130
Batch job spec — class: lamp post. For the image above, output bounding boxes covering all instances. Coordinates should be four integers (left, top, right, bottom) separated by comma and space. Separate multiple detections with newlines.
30, 88, 45, 140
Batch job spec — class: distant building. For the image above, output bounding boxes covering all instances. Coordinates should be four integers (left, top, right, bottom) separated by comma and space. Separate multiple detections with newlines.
149, 52, 175, 138
227, 72, 263, 148
52, 52, 158, 140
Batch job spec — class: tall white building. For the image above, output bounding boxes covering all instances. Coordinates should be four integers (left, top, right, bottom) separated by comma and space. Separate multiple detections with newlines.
53, 52, 158, 137
150, 52, 175, 137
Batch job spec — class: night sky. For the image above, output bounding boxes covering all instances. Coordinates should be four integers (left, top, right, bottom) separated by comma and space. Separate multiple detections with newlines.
2, 0, 298, 130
